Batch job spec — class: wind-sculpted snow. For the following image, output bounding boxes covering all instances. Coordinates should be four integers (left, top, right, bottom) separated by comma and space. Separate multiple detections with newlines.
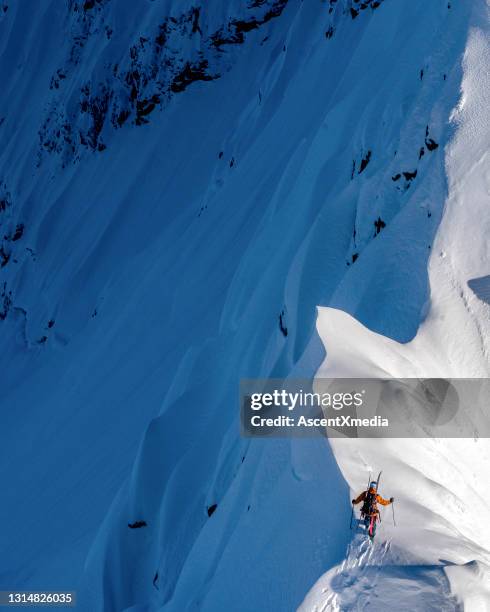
0, 0, 489, 611
313, 307, 490, 607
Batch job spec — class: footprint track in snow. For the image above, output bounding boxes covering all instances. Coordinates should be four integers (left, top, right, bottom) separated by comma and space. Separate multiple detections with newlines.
303, 535, 460, 612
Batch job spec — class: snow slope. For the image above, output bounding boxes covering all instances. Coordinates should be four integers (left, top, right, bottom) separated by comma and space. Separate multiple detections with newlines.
0, 0, 488, 610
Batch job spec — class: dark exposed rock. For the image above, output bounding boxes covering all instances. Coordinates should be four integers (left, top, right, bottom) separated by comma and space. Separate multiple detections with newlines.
12, 223, 24, 241
425, 138, 439, 151
0, 246, 10, 267
116, 109, 130, 127
211, 0, 287, 48
402, 170, 417, 181
279, 310, 288, 337
374, 216, 386, 236
191, 7, 202, 35
207, 504, 217, 517
79, 83, 112, 150
392, 173, 401, 182
39, 0, 289, 162
0, 192, 11, 212
358, 150, 371, 174
0, 283, 11, 320
128, 520, 147, 529
170, 61, 217, 94
135, 94, 160, 124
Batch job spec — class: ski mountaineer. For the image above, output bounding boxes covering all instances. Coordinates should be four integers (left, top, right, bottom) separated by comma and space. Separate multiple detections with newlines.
352, 481, 394, 539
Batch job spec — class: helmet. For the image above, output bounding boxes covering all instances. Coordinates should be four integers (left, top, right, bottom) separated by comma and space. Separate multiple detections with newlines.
369, 481, 377, 489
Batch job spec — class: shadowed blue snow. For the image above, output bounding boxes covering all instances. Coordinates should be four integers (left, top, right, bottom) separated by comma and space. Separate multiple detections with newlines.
468, 275, 490, 305
0, 0, 486, 611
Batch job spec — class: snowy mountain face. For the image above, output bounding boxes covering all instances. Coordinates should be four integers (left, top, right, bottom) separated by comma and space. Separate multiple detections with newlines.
1, 0, 489, 611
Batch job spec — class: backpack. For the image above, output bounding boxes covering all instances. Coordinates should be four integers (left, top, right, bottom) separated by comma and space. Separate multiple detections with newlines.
361, 490, 377, 516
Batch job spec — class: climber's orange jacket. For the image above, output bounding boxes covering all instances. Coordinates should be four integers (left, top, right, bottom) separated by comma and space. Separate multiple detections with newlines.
353, 487, 391, 514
